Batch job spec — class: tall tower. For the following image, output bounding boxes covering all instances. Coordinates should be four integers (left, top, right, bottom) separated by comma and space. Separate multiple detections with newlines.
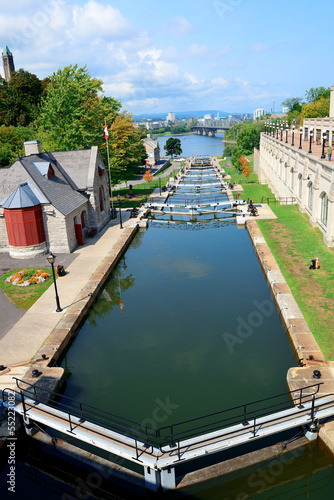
2, 46, 15, 83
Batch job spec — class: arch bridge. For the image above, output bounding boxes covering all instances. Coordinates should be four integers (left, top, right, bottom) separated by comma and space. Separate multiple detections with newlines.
191, 117, 241, 137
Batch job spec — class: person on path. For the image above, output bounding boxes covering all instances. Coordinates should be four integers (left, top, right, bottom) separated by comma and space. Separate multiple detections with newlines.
327, 146, 332, 161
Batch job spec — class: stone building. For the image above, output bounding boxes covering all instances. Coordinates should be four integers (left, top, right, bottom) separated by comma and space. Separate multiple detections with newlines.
255, 133, 334, 247
0, 141, 111, 258
142, 136, 160, 166
1, 46, 15, 83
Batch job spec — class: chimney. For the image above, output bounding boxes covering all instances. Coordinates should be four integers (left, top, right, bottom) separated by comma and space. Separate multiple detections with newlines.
24, 140, 42, 156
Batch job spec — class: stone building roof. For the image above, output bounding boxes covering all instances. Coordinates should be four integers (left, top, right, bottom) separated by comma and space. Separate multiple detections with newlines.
0, 152, 89, 216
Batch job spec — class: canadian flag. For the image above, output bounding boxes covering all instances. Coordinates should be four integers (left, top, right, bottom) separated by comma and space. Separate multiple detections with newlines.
104, 121, 109, 140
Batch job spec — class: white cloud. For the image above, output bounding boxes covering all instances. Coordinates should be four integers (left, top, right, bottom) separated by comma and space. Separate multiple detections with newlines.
212, 77, 229, 88
167, 16, 193, 38
250, 43, 268, 53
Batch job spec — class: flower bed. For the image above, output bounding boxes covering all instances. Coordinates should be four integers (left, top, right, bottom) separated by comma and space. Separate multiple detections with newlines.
5, 269, 50, 287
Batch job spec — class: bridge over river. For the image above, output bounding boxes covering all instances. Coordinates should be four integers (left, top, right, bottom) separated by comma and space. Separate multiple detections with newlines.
191, 117, 241, 136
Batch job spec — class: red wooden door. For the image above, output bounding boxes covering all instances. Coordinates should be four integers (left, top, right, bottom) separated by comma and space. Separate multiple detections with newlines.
75, 223, 83, 246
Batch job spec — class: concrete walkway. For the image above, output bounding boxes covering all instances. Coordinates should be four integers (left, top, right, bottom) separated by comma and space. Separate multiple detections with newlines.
0, 210, 140, 392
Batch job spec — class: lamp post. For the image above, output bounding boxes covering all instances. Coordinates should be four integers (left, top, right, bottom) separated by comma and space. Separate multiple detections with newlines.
117, 194, 123, 229
308, 128, 313, 153
321, 130, 327, 159
291, 125, 295, 146
280, 125, 283, 141
285, 123, 288, 143
159, 177, 162, 195
299, 126, 303, 149
47, 253, 62, 312
276, 124, 279, 139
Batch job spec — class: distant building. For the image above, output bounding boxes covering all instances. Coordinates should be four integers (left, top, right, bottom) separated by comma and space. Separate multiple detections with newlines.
1, 46, 15, 83
253, 108, 266, 120
167, 112, 175, 123
282, 107, 289, 114
142, 135, 160, 166
204, 114, 212, 120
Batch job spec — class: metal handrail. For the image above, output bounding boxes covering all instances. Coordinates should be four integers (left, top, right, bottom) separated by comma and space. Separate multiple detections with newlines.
3, 379, 328, 452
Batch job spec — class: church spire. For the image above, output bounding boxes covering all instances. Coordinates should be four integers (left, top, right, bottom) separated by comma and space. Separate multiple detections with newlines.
2, 46, 15, 83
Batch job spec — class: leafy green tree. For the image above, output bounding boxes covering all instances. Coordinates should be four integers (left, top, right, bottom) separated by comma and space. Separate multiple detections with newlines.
0, 70, 43, 126
37, 65, 107, 151
0, 125, 35, 167
164, 137, 182, 157
281, 97, 303, 112
305, 87, 330, 103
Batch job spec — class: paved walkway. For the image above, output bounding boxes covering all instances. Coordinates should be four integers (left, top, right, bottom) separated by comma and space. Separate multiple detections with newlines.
270, 131, 332, 163
0, 210, 136, 371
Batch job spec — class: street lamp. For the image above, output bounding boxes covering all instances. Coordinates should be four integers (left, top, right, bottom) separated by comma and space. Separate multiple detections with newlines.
299, 126, 303, 149
285, 123, 288, 143
276, 124, 279, 139
117, 194, 123, 229
159, 177, 162, 195
291, 125, 295, 146
47, 253, 62, 312
321, 130, 327, 159
280, 125, 283, 141
308, 128, 313, 153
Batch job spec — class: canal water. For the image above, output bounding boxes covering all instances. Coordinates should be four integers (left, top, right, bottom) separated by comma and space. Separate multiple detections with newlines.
154, 132, 226, 158
1, 140, 334, 499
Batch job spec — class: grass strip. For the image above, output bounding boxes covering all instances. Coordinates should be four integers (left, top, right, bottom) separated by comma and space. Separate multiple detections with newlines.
0, 268, 55, 310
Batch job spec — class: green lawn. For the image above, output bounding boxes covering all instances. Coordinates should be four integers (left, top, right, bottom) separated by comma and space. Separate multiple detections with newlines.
221, 154, 275, 202
222, 152, 334, 359
258, 206, 334, 359
0, 268, 55, 309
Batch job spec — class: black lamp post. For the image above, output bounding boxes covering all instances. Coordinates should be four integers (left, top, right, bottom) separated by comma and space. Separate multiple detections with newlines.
308, 129, 313, 153
159, 177, 161, 195
117, 194, 123, 229
47, 253, 62, 312
291, 125, 295, 146
321, 131, 327, 159
280, 126, 283, 141
276, 124, 279, 139
299, 126, 303, 149
285, 123, 288, 143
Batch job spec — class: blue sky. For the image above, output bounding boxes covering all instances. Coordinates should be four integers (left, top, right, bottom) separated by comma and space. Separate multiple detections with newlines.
1, 0, 332, 115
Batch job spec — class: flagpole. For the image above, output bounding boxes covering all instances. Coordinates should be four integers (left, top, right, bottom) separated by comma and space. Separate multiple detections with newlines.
105, 119, 114, 217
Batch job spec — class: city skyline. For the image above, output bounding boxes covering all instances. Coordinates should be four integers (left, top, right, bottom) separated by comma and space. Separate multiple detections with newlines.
1, 0, 332, 115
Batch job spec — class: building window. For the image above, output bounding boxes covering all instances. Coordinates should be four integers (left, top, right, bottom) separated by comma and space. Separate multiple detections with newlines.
291, 168, 294, 191
308, 181, 313, 211
298, 174, 302, 198
99, 186, 104, 212
81, 210, 87, 228
320, 192, 328, 226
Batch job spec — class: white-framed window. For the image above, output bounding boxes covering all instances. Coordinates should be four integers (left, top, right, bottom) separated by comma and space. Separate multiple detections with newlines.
320, 192, 329, 226
298, 174, 302, 198
308, 181, 313, 210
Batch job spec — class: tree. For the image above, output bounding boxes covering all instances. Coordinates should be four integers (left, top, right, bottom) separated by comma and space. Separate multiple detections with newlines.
301, 97, 330, 119
0, 69, 43, 126
164, 137, 182, 157
239, 155, 251, 178
0, 125, 35, 168
305, 87, 330, 104
106, 111, 147, 183
143, 169, 153, 184
281, 97, 303, 112
37, 65, 106, 151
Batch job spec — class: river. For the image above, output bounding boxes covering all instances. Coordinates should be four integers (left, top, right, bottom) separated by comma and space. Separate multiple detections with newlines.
153, 132, 226, 158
